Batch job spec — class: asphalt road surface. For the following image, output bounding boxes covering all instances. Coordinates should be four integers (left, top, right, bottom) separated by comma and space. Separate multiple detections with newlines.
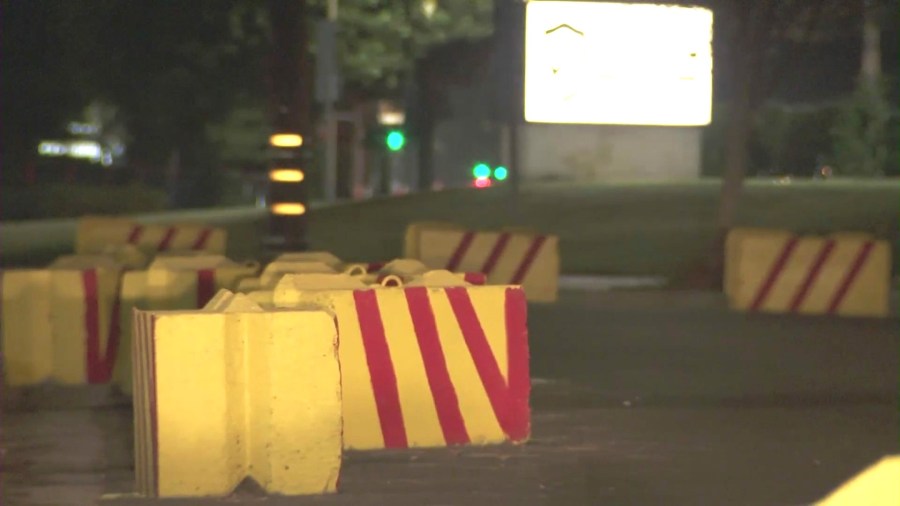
2, 290, 897, 505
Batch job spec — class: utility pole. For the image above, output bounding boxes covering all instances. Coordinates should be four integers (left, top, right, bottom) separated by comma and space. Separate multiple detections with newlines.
320, 0, 340, 202
493, 0, 525, 206
265, 0, 312, 253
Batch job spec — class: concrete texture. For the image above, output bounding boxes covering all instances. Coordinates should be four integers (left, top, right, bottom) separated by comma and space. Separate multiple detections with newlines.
2, 289, 897, 505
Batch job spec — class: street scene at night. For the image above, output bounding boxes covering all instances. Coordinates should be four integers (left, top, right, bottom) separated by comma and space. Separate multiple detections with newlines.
1, 1, 898, 505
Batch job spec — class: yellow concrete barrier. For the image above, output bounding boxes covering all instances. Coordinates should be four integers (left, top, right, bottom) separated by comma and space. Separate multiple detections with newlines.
234, 253, 369, 293
76, 216, 226, 256
112, 255, 260, 396
1, 256, 124, 385
816, 455, 900, 505
726, 229, 891, 317
132, 290, 341, 498
404, 222, 559, 302
272, 271, 531, 451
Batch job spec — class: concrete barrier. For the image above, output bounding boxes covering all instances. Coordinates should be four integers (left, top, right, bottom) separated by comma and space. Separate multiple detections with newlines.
726, 229, 891, 317
816, 455, 900, 505
272, 271, 531, 450
76, 216, 227, 256
112, 255, 260, 396
1, 255, 124, 385
132, 290, 341, 497
404, 222, 559, 302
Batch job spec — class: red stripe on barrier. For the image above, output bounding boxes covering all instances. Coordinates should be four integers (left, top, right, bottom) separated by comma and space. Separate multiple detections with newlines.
510, 236, 547, 285
149, 314, 160, 497
789, 239, 836, 312
127, 225, 144, 244
405, 287, 470, 445
82, 270, 103, 383
463, 272, 486, 285
446, 232, 475, 271
826, 241, 876, 314
191, 228, 212, 250
157, 228, 177, 251
750, 237, 799, 311
445, 287, 517, 439
353, 290, 408, 448
196, 269, 216, 308
82, 270, 123, 383
504, 287, 531, 441
481, 233, 511, 276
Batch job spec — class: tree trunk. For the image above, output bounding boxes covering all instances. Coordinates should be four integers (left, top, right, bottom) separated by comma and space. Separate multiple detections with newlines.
691, 1, 773, 289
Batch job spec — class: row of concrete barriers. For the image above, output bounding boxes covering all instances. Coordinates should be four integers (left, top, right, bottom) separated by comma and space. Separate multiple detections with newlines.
1, 242, 534, 497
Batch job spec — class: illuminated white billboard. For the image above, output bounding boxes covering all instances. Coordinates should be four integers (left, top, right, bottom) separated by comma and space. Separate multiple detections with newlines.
524, 1, 713, 126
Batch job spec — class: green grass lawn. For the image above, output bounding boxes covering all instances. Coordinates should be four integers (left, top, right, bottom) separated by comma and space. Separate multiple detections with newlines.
2, 179, 898, 279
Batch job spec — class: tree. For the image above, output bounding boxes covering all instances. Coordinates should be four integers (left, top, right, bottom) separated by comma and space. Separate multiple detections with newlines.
689, 0, 856, 289
830, 0, 895, 177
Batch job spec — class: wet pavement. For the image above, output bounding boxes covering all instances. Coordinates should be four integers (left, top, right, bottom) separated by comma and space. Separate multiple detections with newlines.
2, 290, 898, 505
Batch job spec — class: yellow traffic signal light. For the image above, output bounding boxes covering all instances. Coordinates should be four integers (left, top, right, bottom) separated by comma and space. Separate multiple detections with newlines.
269, 133, 304, 148
269, 169, 305, 182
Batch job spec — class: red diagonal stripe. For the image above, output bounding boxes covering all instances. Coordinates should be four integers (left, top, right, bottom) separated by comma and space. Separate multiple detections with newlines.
127, 225, 144, 244
503, 287, 531, 441
191, 228, 213, 250
82, 270, 104, 383
446, 232, 475, 271
480, 233, 511, 276
750, 237, 799, 311
826, 241, 876, 314
405, 287, 470, 445
196, 269, 216, 308
463, 272, 486, 285
445, 287, 516, 438
353, 290, 408, 448
81, 270, 123, 383
157, 227, 177, 251
510, 236, 547, 285
788, 239, 836, 312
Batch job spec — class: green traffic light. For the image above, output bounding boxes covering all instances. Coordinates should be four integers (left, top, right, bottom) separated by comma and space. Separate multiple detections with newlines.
472, 162, 491, 179
386, 130, 406, 151
494, 166, 508, 181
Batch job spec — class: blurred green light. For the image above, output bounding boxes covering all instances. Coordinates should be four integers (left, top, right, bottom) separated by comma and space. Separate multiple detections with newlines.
386, 130, 406, 151
494, 166, 508, 180
472, 163, 491, 179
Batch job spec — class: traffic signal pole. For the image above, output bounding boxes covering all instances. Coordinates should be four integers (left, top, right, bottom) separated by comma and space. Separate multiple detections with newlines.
266, 0, 312, 253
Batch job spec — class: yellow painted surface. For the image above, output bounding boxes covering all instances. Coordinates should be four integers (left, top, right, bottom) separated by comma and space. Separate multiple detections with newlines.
50, 267, 122, 384
402, 221, 459, 259
817, 456, 900, 505
427, 289, 506, 445
273, 273, 521, 450
76, 216, 227, 255
1, 270, 53, 385
724, 228, 792, 300
375, 289, 445, 447
133, 294, 341, 498
730, 233, 890, 318
2, 258, 124, 386
275, 251, 343, 268
407, 223, 560, 302
112, 262, 260, 397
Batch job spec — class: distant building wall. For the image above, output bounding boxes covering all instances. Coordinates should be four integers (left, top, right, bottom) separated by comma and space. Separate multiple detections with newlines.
517, 124, 703, 182
427, 83, 704, 187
